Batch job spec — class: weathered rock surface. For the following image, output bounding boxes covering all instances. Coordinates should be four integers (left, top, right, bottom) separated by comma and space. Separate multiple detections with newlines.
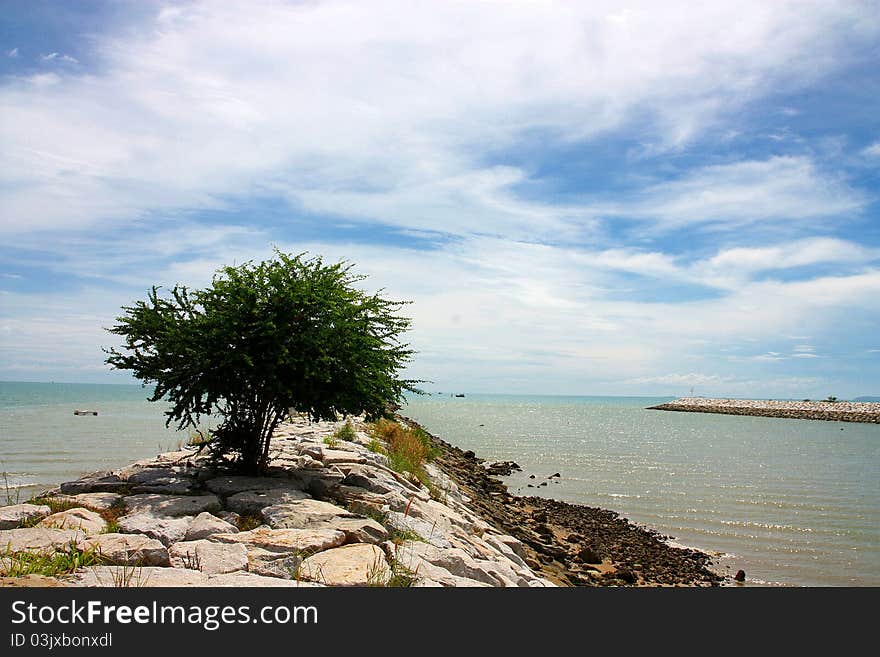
225, 489, 310, 515
0, 503, 51, 529
0, 575, 68, 587
0, 528, 85, 553
247, 551, 304, 579
59, 471, 128, 494
82, 533, 170, 566
299, 544, 389, 586
72, 566, 323, 587
184, 512, 238, 540
117, 513, 192, 546
47, 492, 122, 511
204, 476, 305, 496
39, 508, 107, 534
123, 494, 220, 517
212, 527, 346, 554
261, 499, 355, 528
169, 540, 248, 574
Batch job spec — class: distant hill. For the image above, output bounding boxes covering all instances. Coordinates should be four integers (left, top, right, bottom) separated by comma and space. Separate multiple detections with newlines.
853, 396, 880, 402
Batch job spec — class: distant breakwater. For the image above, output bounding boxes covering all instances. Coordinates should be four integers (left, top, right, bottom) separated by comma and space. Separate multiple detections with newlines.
647, 398, 880, 424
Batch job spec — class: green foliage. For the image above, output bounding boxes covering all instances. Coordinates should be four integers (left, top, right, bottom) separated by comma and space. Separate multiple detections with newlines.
369, 419, 438, 485
0, 544, 106, 578
366, 438, 386, 455
105, 250, 421, 474
322, 435, 339, 449
333, 420, 357, 442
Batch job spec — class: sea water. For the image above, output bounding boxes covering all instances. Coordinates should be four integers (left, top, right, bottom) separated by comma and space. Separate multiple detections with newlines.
0, 381, 200, 499
402, 394, 880, 587
1, 382, 877, 586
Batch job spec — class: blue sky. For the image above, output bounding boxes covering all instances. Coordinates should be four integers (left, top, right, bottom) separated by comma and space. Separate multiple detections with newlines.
1, 0, 880, 398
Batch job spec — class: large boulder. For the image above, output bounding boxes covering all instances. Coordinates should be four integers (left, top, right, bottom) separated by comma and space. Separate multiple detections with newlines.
59, 471, 128, 495
204, 476, 306, 496
339, 464, 415, 495
225, 489, 310, 515
328, 518, 389, 545
211, 527, 345, 554
247, 550, 304, 579
319, 449, 368, 466
116, 513, 192, 546
39, 508, 107, 534
123, 494, 220, 517
169, 540, 248, 574
299, 544, 390, 586
73, 566, 326, 587
0, 503, 51, 529
261, 499, 356, 528
0, 527, 85, 553
45, 493, 122, 511
184, 512, 238, 541
82, 533, 170, 566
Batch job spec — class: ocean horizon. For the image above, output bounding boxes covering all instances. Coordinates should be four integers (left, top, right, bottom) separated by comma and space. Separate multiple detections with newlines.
2, 381, 878, 587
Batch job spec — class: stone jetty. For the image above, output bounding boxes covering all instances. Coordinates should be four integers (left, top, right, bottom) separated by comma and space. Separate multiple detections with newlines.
647, 397, 880, 423
0, 416, 556, 587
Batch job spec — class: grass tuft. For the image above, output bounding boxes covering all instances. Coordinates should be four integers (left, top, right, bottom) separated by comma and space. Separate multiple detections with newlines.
333, 420, 357, 442
368, 419, 438, 485
0, 543, 107, 578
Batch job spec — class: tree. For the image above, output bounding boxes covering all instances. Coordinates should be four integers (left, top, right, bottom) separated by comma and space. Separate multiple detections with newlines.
105, 250, 420, 474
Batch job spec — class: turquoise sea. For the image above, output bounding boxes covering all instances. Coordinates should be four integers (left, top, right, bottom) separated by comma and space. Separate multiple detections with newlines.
402, 393, 880, 587
1, 382, 878, 586
0, 381, 202, 498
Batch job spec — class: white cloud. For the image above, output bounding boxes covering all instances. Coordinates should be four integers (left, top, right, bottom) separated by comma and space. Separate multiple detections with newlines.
863, 142, 880, 157
7, 48, 18, 58
1, 1, 876, 236
615, 157, 864, 230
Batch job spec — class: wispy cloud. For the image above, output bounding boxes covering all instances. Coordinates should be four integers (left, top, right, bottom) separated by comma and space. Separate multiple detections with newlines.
40, 52, 79, 64
7, 47, 18, 58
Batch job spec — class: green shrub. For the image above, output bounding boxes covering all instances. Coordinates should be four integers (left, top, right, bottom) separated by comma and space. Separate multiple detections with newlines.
333, 420, 357, 442
105, 250, 422, 475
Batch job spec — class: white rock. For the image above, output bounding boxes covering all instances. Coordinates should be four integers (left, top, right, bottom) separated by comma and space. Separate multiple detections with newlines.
59, 471, 127, 494
204, 476, 305, 496
0, 527, 85, 553
184, 512, 238, 540
39, 508, 107, 534
386, 511, 451, 548
212, 527, 346, 554
47, 493, 122, 511
73, 566, 317, 587
117, 513, 192, 546
247, 549, 304, 579
169, 540, 248, 574
261, 499, 355, 528
300, 544, 390, 586
225, 489, 311, 515
82, 533, 170, 566
0, 504, 51, 529
123, 494, 220, 517
320, 449, 368, 465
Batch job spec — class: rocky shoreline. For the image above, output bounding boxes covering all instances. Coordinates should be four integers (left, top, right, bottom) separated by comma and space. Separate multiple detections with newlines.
417, 419, 723, 587
0, 414, 724, 587
647, 397, 880, 424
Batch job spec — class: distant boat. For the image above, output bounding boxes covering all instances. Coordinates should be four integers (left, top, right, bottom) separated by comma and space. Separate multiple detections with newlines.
454, 394, 465, 398
73, 410, 98, 416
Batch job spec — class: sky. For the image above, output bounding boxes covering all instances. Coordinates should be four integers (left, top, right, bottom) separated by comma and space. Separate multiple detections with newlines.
1, 0, 879, 398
